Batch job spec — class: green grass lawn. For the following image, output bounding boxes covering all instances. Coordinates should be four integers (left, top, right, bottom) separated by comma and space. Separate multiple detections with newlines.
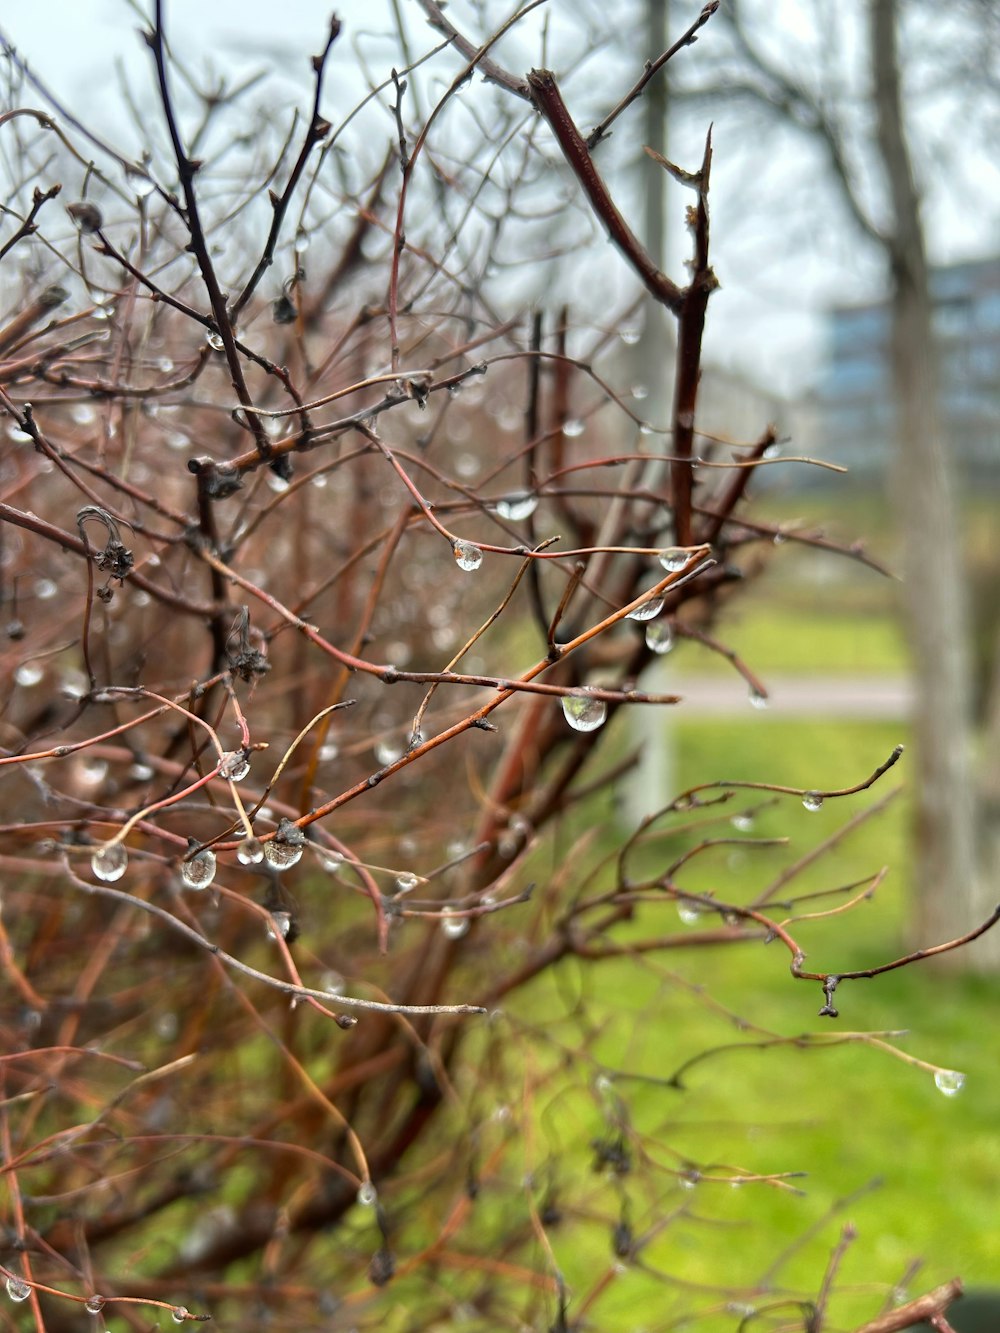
490, 716, 999, 1331
673, 597, 909, 677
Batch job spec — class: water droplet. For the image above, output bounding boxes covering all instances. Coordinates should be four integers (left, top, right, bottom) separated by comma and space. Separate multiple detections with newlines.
657, 548, 688, 574
72, 403, 97, 425
763, 443, 781, 460
357, 1181, 377, 1207
264, 840, 303, 871
453, 540, 483, 572
219, 750, 250, 781
129, 761, 155, 781
181, 849, 217, 890
374, 738, 402, 767
645, 621, 674, 654
237, 837, 264, 865
440, 906, 470, 939
802, 791, 824, 813
14, 663, 43, 687
626, 595, 664, 623
322, 970, 345, 995
561, 689, 607, 733
934, 1069, 965, 1097
5, 1277, 30, 1303
318, 742, 339, 762
125, 163, 156, 198
170, 1307, 189, 1324
394, 872, 419, 895
155, 1011, 178, 1040
294, 228, 310, 255
316, 848, 344, 872
631, 383, 649, 401
85, 1295, 106, 1314
157, 357, 174, 373
495, 492, 538, 521
91, 844, 128, 883
35, 577, 58, 600
677, 900, 704, 926
620, 327, 641, 346
206, 330, 225, 351
772, 531, 788, 546
730, 813, 754, 833
267, 910, 292, 940
638, 422, 654, 436
748, 687, 769, 711
562, 418, 584, 438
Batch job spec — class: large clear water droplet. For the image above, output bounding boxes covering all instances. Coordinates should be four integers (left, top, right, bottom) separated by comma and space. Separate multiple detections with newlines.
264, 840, 303, 871
181, 849, 217, 890
85, 1296, 106, 1314
440, 906, 470, 939
645, 620, 674, 654
206, 330, 225, 351
561, 690, 607, 733
322, 970, 345, 995
357, 1181, 378, 1207
627, 595, 665, 623
658, 548, 689, 574
453, 540, 483, 572
237, 837, 264, 865
934, 1069, 965, 1097
802, 791, 824, 813
14, 663, 43, 687
6, 1277, 31, 1303
748, 687, 769, 711
374, 737, 402, 766
91, 843, 128, 883
267, 910, 292, 940
496, 492, 538, 521
219, 750, 251, 781
395, 872, 419, 895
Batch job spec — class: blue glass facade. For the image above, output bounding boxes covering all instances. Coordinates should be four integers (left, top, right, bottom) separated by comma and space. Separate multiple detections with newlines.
816, 258, 1000, 482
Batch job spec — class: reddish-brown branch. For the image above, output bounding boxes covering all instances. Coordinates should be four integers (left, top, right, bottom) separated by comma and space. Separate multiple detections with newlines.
526, 69, 684, 316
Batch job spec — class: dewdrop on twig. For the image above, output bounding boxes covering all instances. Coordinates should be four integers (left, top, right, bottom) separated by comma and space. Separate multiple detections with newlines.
91, 843, 128, 883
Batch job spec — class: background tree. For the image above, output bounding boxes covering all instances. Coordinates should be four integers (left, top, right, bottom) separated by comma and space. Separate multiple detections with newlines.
666, 0, 999, 963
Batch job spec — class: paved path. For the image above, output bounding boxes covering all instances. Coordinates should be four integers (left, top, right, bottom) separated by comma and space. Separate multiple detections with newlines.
666, 674, 914, 718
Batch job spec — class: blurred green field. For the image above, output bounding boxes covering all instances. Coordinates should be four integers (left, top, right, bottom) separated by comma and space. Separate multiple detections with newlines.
337, 498, 1000, 1331
426, 495, 997, 1330
494, 709, 999, 1331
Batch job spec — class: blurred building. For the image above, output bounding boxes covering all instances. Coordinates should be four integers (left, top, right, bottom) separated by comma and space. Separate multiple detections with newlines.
812, 255, 1000, 485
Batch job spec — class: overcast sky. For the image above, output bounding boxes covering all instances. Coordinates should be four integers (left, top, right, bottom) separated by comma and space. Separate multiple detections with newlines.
2, 1, 997, 397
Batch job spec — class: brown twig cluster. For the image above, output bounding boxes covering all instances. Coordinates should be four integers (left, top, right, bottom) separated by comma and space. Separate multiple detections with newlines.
0, 7, 989, 1331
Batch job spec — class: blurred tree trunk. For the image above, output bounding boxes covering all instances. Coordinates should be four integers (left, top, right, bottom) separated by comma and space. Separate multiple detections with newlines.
869, 0, 990, 963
